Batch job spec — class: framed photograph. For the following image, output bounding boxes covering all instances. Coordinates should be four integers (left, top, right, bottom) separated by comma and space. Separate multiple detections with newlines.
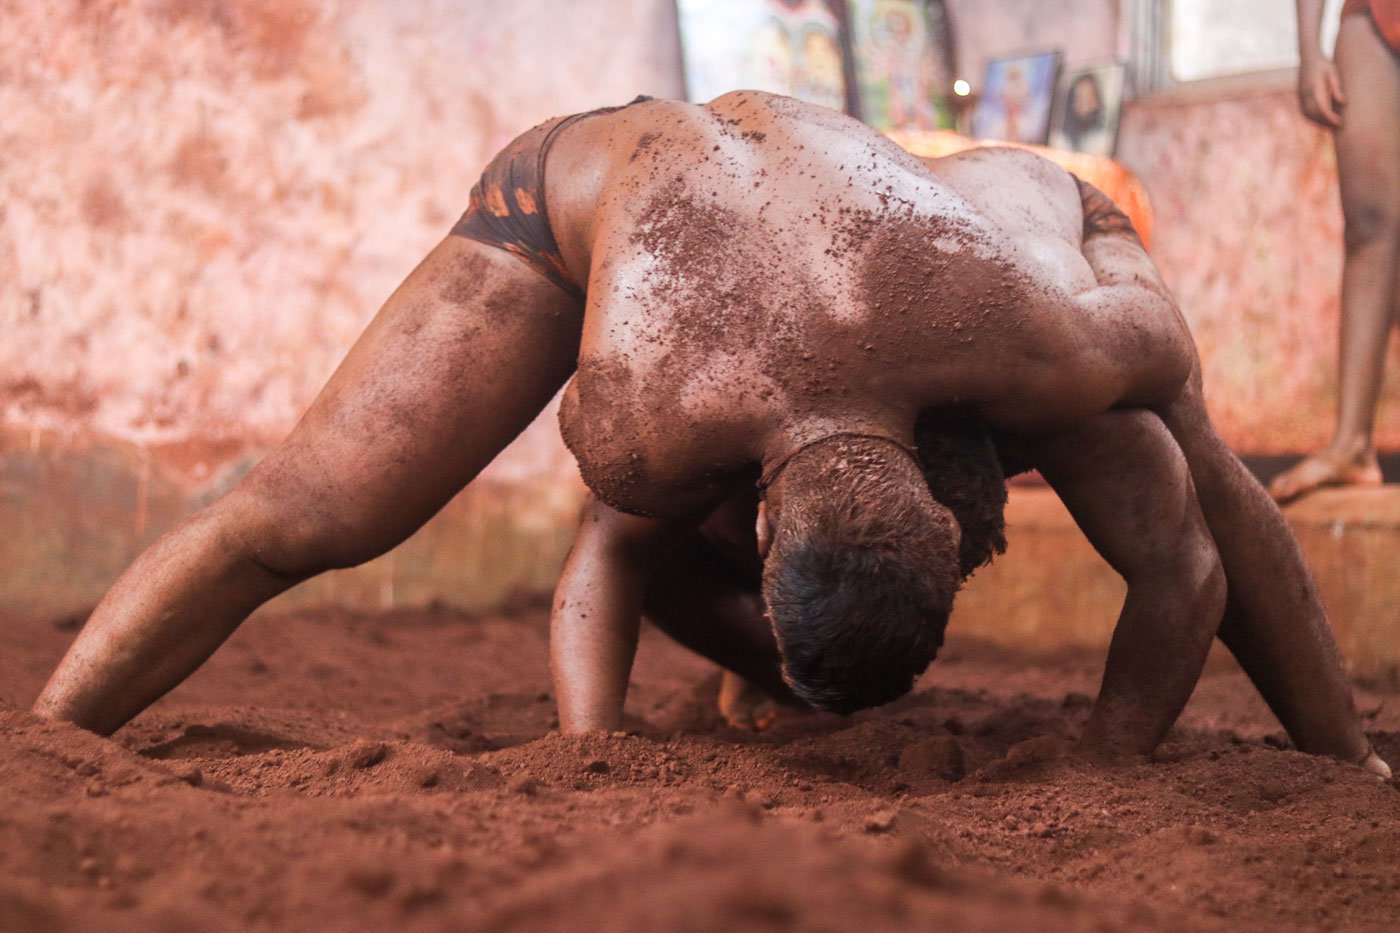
846, 0, 957, 131
970, 49, 1061, 145
677, 0, 861, 116
1047, 61, 1126, 157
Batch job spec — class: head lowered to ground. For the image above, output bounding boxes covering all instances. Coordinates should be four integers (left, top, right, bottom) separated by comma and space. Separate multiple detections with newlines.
760, 429, 1006, 714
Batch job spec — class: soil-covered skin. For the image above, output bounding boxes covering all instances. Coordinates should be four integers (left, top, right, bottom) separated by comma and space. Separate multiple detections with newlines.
3, 605, 1399, 931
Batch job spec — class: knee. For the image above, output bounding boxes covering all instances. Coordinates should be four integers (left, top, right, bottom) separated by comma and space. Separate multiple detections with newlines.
1180, 533, 1227, 647
215, 483, 397, 581
1341, 198, 1400, 253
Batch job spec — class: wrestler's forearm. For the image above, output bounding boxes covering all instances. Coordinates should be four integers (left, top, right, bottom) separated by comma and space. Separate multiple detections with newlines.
1296, 0, 1328, 60
1026, 411, 1226, 756
550, 538, 647, 734
1080, 569, 1223, 756
550, 502, 695, 733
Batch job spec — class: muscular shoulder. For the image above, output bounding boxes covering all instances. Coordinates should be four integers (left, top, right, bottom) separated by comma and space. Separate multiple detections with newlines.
558, 358, 758, 519
931, 148, 1081, 241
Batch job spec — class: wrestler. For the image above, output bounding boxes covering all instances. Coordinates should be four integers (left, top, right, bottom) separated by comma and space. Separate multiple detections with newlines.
32, 92, 1386, 774
1270, 0, 1400, 502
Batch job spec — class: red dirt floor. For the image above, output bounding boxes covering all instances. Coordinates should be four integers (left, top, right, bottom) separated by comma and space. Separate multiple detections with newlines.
3, 603, 1400, 931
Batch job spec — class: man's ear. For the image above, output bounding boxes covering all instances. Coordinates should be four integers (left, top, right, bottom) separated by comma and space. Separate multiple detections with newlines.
756, 500, 773, 559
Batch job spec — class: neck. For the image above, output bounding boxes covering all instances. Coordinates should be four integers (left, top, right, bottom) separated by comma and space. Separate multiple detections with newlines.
758, 413, 917, 497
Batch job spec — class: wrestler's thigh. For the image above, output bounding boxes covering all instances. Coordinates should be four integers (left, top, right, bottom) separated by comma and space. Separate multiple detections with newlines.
1333, 15, 1400, 242
236, 237, 584, 572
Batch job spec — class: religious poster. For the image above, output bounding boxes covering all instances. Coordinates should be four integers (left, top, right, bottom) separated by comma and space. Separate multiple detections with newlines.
846, 0, 957, 130
970, 49, 1061, 145
1048, 61, 1126, 157
677, 0, 859, 115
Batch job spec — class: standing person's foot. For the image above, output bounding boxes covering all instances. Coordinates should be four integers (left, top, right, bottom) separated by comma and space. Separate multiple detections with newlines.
1268, 447, 1382, 504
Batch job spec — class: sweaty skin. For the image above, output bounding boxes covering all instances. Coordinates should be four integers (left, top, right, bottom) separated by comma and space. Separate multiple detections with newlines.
555, 94, 1192, 519
547, 94, 1377, 769
34, 93, 1384, 776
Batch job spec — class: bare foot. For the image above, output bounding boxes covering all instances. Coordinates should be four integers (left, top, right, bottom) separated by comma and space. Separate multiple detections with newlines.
1268, 448, 1382, 504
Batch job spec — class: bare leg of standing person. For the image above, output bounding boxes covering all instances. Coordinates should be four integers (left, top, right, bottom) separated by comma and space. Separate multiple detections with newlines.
1271, 13, 1400, 503
33, 238, 583, 734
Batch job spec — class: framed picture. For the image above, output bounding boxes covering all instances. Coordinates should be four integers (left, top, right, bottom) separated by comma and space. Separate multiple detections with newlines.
677, 0, 861, 116
970, 49, 1061, 145
846, 0, 957, 131
1047, 61, 1126, 157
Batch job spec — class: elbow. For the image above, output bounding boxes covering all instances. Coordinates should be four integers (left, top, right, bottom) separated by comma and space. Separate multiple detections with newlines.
1190, 541, 1228, 648
1176, 534, 1227, 653
1130, 531, 1227, 651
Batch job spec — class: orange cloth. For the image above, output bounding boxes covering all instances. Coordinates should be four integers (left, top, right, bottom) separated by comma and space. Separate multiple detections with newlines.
885, 129, 1154, 251
1342, 0, 1400, 52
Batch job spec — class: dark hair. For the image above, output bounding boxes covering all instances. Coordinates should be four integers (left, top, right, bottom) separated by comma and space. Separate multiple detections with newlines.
913, 414, 1008, 577
762, 436, 964, 713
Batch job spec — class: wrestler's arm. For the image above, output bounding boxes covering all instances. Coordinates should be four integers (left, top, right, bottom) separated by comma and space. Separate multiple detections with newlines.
1079, 221, 1385, 773
551, 495, 699, 733
1020, 410, 1226, 756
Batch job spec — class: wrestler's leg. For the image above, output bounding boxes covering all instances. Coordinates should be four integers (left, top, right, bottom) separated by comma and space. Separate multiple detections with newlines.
1270, 15, 1400, 503
34, 238, 583, 734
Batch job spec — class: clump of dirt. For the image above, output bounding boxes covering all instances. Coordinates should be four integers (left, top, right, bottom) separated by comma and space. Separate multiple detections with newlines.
3, 605, 1399, 931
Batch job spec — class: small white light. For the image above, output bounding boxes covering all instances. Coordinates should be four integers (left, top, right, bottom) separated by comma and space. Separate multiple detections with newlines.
953, 79, 971, 97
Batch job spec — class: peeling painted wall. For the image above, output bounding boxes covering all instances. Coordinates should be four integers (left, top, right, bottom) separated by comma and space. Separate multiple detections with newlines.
0, 0, 683, 483
1116, 91, 1380, 454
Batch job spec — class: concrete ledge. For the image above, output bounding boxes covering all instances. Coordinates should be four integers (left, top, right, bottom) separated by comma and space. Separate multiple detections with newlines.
953, 487, 1400, 685
0, 430, 584, 622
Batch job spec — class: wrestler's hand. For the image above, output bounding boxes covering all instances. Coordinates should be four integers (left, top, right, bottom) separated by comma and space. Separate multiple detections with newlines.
717, 671, 782, 731
1298, 56, 1346, 128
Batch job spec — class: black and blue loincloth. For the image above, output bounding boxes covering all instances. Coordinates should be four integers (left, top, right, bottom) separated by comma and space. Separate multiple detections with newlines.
450, 96, 653, 300
1071, 174, 1141, 243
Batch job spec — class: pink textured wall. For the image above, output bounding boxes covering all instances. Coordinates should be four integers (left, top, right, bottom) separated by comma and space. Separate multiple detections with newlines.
1118, 91, 1399, 454
0, 0, 684, 617
0, 0, 682, 485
